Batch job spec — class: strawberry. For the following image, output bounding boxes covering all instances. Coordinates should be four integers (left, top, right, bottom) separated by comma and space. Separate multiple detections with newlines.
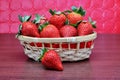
62, 43, 68, 48
22, 22, 40, 37
80, 42, 85, 49
40, 48, 63, 71
77, 17, 96, 36
86, 41, 93, 48
66, 6, 86, 24
18, 15, 40, 37
49, 9, 66, 30
30, 42, 42, 47
52, 43, 59, 48
39, 22, 60, 38
60, 25, 77, 37
80, 41, 93, 48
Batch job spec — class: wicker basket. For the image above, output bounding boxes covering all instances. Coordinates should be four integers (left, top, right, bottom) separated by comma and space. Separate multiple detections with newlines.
17, 32, 97, 61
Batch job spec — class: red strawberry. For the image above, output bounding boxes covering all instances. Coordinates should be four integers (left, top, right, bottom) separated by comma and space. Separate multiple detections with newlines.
39, 23, 60, 38
62, 43, 68, 48
78, 22, 93, 36
60, 25, 77, 37
52, 43, 59, 48
70, 43, 77, 49
30, 42, 42, 47
66, 6, 85, 24
77, 18, 96, 36
86, 41, 93, 48
40, 49, 63, 71
18, 15, 40, 37
79, 41, 93, 49
22, 22, 40, 37
80, 42, 85, 49
44, 43, 50, 47
49, 9, 66, 30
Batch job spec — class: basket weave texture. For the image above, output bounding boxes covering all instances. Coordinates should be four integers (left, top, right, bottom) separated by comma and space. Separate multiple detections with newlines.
17, 32, 97, 61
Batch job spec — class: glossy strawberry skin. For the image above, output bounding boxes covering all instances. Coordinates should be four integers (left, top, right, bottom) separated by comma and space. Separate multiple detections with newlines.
22, 22, 40, 37
49, 14, 66, 30
60, 25, 77, 37
41, 50, 63, 71
40, 24, 60, 38
67, 12, 83, 24
77, 22, 93, 36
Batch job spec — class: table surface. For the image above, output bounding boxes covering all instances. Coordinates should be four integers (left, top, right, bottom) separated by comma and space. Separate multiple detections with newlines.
0, 33, 120, 80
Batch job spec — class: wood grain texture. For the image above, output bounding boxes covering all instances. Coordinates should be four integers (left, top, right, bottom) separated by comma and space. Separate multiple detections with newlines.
0, 33, 120, 80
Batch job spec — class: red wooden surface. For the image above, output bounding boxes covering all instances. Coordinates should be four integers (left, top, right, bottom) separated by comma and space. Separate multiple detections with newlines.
0, 33, 120, 80
0, 0, 120, 34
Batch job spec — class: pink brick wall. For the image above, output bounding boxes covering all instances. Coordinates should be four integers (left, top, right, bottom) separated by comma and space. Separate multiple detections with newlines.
0, 0, 120, 34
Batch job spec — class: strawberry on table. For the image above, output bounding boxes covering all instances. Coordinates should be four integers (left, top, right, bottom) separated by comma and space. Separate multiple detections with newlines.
40, 48, 63, 71
66, 6, 86, 24
39, 22, 60, 38
49, 9, 66, 30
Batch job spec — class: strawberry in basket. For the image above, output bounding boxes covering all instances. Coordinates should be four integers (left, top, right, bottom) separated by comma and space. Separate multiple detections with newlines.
59, 19, 78, 37
49, 9, 66, 30
66, 6, 86, 25
40, 48, 63, 71
39, 22, 60, 38
17, 15, 40, 37
17, 14, 48, 47
77, 17, 96, 36
78, 17, 96, 48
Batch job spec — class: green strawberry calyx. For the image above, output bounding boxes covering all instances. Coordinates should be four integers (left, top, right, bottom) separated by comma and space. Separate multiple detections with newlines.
38, 22, 49, 31
17, 14, 43, 36
49, 9, 62, 15
65, 19, 82, 28
65, 19, 70, 25
39, 48, 47, 61
18, 15, 31, 23
70, 20, 82, 27
71, 6, 86, 16
16, 24, 22, 38
88, 17, 96, 28
32, 14, 45, 24
17, 15, 31, 37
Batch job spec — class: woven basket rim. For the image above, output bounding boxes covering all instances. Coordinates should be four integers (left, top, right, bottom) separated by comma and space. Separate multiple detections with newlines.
17, 32, 97, 43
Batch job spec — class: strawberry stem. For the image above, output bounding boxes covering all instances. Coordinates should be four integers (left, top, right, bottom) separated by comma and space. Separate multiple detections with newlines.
38, 22, 49, 31
71, 6, 77, 12
70, 20, 82, 27
65, 19, 69, 25
18, 15, 24, 22
88, 17, 96, 28
18, 15, 31, 22
39, 48, 47, 60
24, 15, 31, 22
78, 6, 86, 16
71, 6, 86, 16
16, 24, 22, 38
32, 14, 41, 24
49, 9, 55, 15
63, 10, 72, 14
49, 9, 62, 15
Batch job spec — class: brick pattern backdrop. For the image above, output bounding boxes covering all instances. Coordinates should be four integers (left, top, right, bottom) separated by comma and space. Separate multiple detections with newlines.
0, 0, 120, 34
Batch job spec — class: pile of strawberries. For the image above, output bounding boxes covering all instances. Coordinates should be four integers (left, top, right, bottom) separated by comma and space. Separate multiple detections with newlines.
17, 6, 96, 71
17, 6, 96, 38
